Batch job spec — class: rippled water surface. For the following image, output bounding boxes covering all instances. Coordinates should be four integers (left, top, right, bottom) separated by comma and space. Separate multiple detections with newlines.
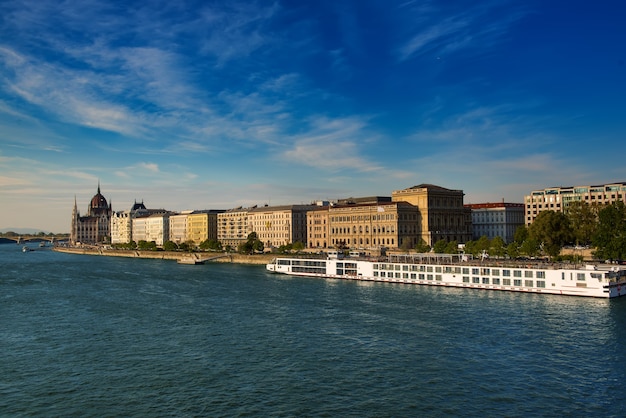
2, 244, 626, 417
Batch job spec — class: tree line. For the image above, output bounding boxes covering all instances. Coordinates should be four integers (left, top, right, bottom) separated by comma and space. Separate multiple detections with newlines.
427, 201, 626, 261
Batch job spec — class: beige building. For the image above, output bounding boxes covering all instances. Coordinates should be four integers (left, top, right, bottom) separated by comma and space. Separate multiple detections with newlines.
525, 182, 626, 225
322, 200, 421, 250
248, 204, 316, 249
392, 184, 471, 246
217, 207, 251, 249
169, 211, 191, 244
110, 201, 148, 244
308, 206, 330, 248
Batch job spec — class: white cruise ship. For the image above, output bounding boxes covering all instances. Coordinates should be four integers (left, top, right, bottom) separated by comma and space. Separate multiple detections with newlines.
266, 252, 626, 298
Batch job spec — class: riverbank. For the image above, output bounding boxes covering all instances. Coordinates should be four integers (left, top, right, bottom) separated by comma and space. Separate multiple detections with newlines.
53, 247, 275, 265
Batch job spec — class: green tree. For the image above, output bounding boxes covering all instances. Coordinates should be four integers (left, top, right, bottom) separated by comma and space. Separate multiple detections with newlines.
592, 201, 626, 261
239, 232, 264, 254
490, 236, 506, 258
444, 240, 458, 254
200, 239, 222, 251
513, 226, 528, 244
520, 237, 540, 258
566, 201, 598, 246
476, 236, 491, 255
463, 240, 478, 257
163, 240, 178, 251
292, 241, 305, 253
432, 239, 448, 254
528, 210, 573, 258
414, 239, 430, 253
506, 242, 520, 259
252, 238, 264, 253
137, 240, 157, 251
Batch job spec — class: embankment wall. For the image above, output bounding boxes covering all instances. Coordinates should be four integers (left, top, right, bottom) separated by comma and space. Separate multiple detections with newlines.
53, 247, 274, 265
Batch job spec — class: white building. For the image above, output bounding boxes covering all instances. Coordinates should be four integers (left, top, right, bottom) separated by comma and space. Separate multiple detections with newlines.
146, 213, 170, 246
465, 202, 524, 243
132, 216, 149, 243
110, 201, 148, 244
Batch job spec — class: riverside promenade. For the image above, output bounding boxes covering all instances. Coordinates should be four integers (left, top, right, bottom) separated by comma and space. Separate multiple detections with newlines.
53, 247, 275, 265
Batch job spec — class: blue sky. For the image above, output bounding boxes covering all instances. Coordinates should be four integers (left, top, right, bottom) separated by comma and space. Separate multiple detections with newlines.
1, 0, 625, 233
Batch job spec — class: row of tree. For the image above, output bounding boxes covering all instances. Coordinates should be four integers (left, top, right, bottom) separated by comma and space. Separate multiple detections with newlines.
111, 232, 268, 254
427, 201, 626, 261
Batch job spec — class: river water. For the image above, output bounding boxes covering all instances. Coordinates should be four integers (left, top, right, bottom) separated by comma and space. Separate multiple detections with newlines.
1, 243, 625, 417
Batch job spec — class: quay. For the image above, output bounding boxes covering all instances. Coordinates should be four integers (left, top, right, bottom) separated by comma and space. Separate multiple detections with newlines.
53, 247, 274, 265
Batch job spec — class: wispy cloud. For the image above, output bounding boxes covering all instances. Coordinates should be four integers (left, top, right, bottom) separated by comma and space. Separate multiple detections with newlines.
396, 2, 527, 62
283, 116, 383, 172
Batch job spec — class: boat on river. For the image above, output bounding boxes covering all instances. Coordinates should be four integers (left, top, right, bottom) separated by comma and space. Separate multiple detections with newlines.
266, 252, 626, 298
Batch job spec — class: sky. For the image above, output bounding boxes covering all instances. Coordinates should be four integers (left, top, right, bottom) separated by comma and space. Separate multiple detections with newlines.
1, 0, 625, 233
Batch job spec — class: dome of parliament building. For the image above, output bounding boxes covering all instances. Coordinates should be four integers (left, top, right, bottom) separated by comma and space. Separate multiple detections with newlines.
87, 184, 111, 216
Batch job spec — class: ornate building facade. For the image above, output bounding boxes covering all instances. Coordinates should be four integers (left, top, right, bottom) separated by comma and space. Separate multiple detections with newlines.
70, 184, 112, 245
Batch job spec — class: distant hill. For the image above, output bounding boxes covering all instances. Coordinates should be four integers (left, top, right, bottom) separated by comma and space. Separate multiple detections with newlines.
0, 227, 51, 234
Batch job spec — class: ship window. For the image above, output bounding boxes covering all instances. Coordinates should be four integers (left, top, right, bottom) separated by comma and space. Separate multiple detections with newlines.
427, 274, 433, 280
472, 268, 479, 275
503, 270, 511, 277
493, 278, 500, 285
525, 280, 533, 287
419, 273, 425, 280
536, 271, 545, 279
463, 268, 470, 274
472, 277, 480, 283
514, 271, 522, 277
514, 279, 522, 286
525, 271, 533, 278
482, 277, 489, 284
577, 273, 586, 281
492, 269, 500, 276
503, 279, 511, 286
536, 281, 546, 288
436, 275, 442, 281
410, 273, 416, 279
463, 276, 470, 283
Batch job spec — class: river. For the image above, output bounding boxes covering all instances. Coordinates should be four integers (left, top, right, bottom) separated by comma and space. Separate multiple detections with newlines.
1, 243, 625, 416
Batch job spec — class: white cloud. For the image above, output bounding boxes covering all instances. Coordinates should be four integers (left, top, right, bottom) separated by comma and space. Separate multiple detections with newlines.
138, 162, 160, 173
